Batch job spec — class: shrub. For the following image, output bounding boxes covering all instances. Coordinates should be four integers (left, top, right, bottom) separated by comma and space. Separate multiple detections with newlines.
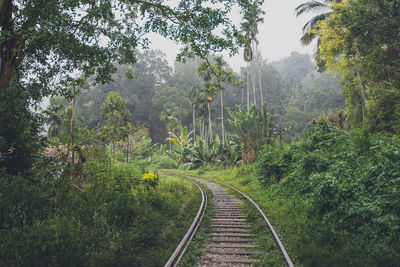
0, 158, 194, 266
149, 155, 176, 169
255, 144, 297, 185
142, 172, 159, 188
255, 120, 400, 265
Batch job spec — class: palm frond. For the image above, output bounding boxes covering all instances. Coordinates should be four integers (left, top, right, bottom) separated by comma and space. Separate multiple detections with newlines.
295, 1, 329, 17
302, 12, 331, 32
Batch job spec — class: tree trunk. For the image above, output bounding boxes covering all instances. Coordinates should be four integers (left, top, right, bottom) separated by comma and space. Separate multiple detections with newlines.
179, 104, 182, 133
220, 90, 225, 145
0, 0, 18, 89
112, 141, 115, 164
251, 42, 256, 105
356, 71, 368, 124
193, 106, 196, 145
241, 86, 244, 104
246, 63, 250, 111
0, 58, 15, 89
203, 117, 206, 142
208, 101, 213, 143
70, 85, 76, 180
258, 66, 264, 114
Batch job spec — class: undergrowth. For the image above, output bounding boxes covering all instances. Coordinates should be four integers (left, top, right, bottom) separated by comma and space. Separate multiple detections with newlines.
0, 160, 198, 266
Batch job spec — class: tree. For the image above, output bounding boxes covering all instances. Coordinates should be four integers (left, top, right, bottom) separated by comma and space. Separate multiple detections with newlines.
43, 97, 67, 138
241, 2, 265, 110
197, 56, 237, 145
98, 92, 132, 162
73, 50, 172, 141
0, 0, 263, 94
190, 86, 201, 145
316, 0, 400, 132
295, 0, 340, 45
0, 83, 41, 174
203, 83, 217, 144
256, 50, 265, 112
271, 52, 315, 86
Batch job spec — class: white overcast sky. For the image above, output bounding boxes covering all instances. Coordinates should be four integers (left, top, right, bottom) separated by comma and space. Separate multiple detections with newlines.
146, 0, 316, 72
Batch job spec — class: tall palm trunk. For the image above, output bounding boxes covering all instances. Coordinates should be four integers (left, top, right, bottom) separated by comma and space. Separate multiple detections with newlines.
201, 115, 205, 141
220, 90, 225, 145
258, 65, 264, 113
207, 101, 213, 143
246, 63, 250, 111
69, 85, 76, 180
251, 42, 257, 105
192, 106, 196, 145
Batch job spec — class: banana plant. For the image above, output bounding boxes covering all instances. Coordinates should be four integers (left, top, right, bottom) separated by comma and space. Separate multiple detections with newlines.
223, 140, 242, 166
165, 126, 193, 165
153, 143, 167, 156
190, 135, 224, 166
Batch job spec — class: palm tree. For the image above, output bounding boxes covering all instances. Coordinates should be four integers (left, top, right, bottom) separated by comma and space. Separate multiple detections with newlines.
296, 0, 341, 45
254, 49, 265, 113
44, 100, 66, 138
201, 83, 217, 144
195, 93, 208, 141
213, 56, 228, 145
241, 3, 265, 110
190, 86, 201, 145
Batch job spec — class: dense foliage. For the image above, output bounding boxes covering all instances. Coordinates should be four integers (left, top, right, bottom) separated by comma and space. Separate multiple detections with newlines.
313, 0, 400, 132
256, 120, 400, 265
4, 0, 400, 265
0, 159, 198, 266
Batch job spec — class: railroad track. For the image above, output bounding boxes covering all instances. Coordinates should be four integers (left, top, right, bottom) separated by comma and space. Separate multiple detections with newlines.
162, 171, 294, 267
165, 177, 208, 267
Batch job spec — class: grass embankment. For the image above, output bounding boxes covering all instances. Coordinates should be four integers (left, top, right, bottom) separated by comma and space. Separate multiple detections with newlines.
178, 181, 214, 267
0, 161, 201, 266
137, 173, 203, 266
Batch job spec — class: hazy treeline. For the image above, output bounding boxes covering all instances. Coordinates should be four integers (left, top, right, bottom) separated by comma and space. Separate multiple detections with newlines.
57, 51, 344, 143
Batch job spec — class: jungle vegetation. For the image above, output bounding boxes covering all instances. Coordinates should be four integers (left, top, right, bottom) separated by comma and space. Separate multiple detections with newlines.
1, 0, 400, 266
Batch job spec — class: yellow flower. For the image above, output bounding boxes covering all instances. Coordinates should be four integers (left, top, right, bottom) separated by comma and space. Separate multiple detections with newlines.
142, 172, 158, 188
142, 172, 156, 181
207, 96, 212, 101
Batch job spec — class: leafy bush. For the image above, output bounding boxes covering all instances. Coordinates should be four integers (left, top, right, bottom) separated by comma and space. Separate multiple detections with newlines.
149, 155, 176, 169
0, 158, 194, 266
166, 130, 241, 169
255, 120, 400, 265
256, 144, 296, 185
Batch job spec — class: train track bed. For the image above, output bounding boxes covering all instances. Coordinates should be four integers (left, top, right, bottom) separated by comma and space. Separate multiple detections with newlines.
195, 179, 264, 266
225, 187, 288, 266
162, 170, 292, 266
177, 185, 215, 267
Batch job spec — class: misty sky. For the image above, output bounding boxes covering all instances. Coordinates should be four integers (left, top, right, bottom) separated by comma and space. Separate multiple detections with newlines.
147, 0, 316, 72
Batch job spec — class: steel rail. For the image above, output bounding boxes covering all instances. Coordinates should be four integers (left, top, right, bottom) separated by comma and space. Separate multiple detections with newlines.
164, 176, 207, 267
190, 174, 295, 267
